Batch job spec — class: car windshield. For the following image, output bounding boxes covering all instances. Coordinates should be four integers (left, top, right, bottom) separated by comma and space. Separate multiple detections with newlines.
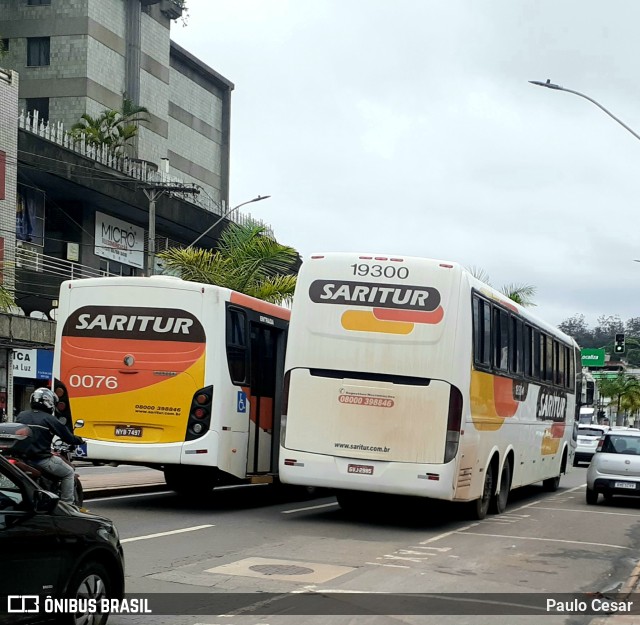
579, 428, 605, 437
601, 435, 640, 455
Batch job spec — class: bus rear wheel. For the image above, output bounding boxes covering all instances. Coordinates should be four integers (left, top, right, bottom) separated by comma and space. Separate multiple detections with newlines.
490, 461, 511, 515
469, 463, 494, 520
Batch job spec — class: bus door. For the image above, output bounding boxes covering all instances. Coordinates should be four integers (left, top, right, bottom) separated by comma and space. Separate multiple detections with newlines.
246, 322, 283, 474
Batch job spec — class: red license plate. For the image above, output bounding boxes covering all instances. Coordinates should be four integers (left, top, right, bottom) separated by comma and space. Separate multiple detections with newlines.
115, 426, 142, 437
347, 464, 374, 475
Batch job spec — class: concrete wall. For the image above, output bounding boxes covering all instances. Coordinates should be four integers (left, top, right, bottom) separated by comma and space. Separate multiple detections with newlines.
0, 68, 18, 294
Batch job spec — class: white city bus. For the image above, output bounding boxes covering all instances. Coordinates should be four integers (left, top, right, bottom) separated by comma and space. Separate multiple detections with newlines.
279, 253, 579, 519
53, 276, 290, 497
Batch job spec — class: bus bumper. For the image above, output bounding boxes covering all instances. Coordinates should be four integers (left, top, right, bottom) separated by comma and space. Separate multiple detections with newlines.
279, 450, 458, 501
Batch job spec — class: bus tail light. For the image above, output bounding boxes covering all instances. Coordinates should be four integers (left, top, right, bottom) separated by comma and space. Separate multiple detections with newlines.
280, 371, 291, 446
444, 385, 463, 463
186, 386, 213, 441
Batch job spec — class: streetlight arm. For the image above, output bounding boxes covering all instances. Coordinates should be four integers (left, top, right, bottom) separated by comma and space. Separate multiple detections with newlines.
186, 195, 271, 249
529, 79, 640, 143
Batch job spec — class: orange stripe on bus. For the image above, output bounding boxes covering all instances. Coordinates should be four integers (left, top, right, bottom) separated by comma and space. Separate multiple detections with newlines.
230, 292, 291, 320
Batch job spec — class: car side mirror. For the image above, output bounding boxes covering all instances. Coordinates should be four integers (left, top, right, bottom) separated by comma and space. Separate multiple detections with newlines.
33, 489, 59, 513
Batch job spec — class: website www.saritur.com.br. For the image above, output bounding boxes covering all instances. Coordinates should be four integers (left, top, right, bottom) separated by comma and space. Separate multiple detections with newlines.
335, 442, 390, 453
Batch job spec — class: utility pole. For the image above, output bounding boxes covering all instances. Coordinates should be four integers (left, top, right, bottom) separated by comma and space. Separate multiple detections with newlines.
142, 183, 199, 276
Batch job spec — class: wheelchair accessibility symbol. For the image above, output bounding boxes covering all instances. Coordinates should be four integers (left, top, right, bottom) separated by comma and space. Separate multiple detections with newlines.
237, 391, 247, 413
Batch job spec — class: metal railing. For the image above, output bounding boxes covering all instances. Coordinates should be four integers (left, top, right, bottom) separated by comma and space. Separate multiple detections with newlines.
18, 111, 274, 236
16, 247, 117, 280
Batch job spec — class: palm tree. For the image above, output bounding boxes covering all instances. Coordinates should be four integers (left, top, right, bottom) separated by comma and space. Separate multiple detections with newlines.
68, 98, 149, 154
0, 286, 15, 311
157, 222, 299, 305
598, 374, 640, 426
466, 267, 537, 307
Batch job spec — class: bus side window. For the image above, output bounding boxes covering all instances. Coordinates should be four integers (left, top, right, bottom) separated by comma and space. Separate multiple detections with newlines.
532, 329, 541, 380
227, 308, 248, 384
493, 308, 509, 372
545, 335, 553, 383
524, 325, 532, 377
510, 316, 523, 375
471, 295, 491, 368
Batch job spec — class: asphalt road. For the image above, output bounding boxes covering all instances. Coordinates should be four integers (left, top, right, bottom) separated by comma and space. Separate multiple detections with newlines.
79, 466, 640, 625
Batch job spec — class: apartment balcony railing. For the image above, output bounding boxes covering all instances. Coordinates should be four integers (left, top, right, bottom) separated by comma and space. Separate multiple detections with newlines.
18, 111, 273, 236
16, 246, 117, 281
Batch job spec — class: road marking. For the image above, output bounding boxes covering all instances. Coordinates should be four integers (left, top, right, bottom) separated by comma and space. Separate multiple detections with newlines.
409, 546, 452, 552
365, 562, 410, 568
532, 506, 640, 517
418, 522, 479, 544
456, 531, 631, 550
281, 502, 339, 514
88, 490, 172, 502
121, 524, 215, 543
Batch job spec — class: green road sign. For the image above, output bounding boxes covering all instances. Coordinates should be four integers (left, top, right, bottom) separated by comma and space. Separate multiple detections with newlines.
581, 348, 606, 367
591, 371, 619, 380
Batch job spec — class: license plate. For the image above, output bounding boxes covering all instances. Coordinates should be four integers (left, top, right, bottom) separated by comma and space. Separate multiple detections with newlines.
614, 481, 636, 489
347, 464, 374, 475
115, 426, 142, 437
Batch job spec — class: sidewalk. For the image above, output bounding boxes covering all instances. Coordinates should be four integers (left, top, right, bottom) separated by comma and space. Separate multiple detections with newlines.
78, 465, 167, 498
589, 560, 640, 624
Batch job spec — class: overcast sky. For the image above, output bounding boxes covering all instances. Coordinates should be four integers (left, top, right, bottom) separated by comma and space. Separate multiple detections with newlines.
172, 1, 640, 330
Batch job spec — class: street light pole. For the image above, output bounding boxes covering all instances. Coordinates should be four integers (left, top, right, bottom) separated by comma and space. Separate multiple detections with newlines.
529, 79, 640, 142
143, 183, 200, 276
186, 195, 271, 249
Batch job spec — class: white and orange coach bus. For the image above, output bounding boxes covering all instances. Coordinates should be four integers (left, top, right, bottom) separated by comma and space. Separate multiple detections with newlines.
279, 253, 580, 519
53, 276, 290, 497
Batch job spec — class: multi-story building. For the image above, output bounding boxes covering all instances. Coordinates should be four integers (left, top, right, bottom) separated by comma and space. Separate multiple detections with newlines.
0, 0, 231, 207
0, 1, 279, 415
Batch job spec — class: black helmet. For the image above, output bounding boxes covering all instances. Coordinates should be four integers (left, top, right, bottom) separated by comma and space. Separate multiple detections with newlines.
30, 387, 58, 412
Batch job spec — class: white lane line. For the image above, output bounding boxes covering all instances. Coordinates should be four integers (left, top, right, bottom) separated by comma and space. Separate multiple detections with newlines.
418, 522, 479, 544
365, 562, 410, 568
121, 524, 215, 543
456, 531, 631, 550
281, 502, 339, 514
532, 506, 640, 517
87, 490, 172, 502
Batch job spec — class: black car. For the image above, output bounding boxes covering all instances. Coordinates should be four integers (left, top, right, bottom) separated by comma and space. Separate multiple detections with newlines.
0, 454, 125, 625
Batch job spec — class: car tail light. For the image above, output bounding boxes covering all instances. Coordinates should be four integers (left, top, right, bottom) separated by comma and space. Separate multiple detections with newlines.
597, 437, 604, 452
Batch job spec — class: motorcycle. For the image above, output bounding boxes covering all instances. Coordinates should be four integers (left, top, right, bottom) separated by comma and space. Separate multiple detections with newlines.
0, 422, 84, 507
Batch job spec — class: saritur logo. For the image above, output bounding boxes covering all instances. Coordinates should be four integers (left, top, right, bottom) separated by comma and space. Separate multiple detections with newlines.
8, 595, 39, 613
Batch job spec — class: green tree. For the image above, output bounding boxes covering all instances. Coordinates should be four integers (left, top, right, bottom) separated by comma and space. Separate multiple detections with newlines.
0, 286, 15, 311
157, 222, 299, 305
68, 98, 149, 154
598, 374, 640, 426
558, 314, 594, 348
466, 267, 537, 307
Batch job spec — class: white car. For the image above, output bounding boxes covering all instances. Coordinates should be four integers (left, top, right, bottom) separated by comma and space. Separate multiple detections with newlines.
574, 424, 609, 466
586, 430, 640, 504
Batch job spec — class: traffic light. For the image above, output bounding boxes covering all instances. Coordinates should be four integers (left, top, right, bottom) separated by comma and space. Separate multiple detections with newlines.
614, 333, 625, 354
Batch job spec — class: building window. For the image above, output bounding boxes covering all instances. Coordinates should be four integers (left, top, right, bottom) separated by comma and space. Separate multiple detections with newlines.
1, 39, 9, 53
27, 0, 52, 5
25, 98, 49, 124
27, 37, 50, 66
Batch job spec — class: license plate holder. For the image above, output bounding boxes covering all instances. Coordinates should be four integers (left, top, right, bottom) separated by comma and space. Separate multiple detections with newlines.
614, 481, 636, 489
347, 464, 374, 475
115, 426, 142, 437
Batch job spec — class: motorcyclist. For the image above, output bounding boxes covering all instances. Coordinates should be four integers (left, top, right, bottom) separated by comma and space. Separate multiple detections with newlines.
16, 387, 84, 506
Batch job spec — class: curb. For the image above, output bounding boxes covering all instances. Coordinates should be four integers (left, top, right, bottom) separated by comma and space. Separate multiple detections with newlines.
83, 483, 168, 499
589, 560, 640, 625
